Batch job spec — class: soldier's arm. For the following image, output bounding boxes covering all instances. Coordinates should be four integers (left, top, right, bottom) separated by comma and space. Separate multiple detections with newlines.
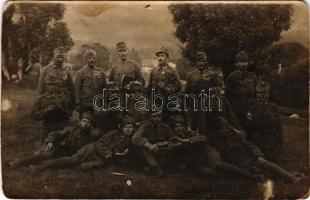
189, 132, 207, 143
184, 74, 191, 94
38, 68, 46, 94
147, 70, 154, 95
134, 64, 145, 86
225, 98, 244, 132
131, 124, 150, 147
44, 127, 72, 144
109, 67, 115, 82
95, 131, 115, 159
74, 70, 82, 106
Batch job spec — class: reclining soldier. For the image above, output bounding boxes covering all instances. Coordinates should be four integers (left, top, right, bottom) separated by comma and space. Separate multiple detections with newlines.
9, 113, 93, 168
131, 110, 174, 177
207, 117, 302, 182
26, 116, 137, 172
247, 81, 283, 161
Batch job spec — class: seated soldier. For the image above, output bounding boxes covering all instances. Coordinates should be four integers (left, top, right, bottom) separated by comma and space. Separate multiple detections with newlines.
207, 117, 302, 182
247, 81, 283, 161
9, 113, 93, 168
131, 110, 174, 177
26, 116, 137, 172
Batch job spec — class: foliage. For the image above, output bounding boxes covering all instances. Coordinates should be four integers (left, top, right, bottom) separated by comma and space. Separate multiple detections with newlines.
71, 43, 110, 71
168, 4, 293, 75
2, 3, 74, 72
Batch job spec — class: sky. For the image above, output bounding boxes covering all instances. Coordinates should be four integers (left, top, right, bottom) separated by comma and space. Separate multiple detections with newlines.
63, 1, 309, 55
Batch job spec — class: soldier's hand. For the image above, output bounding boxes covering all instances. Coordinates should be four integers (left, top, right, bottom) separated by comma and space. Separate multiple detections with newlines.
257, 156, 266, 163
44, 142, 54, 152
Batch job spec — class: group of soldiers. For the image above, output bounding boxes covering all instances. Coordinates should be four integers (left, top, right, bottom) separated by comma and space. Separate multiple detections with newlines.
9, 42, 304, 182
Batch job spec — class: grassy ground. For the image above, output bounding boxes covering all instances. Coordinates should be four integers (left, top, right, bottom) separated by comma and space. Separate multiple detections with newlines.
1, 80, 309, 199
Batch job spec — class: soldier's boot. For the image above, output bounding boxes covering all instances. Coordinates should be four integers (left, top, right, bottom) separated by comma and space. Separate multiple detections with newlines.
256, 158, 298, 182
9, 151, 54, 168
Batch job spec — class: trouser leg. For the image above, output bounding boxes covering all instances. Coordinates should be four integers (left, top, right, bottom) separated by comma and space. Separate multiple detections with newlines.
16, 151, 54, 166
38, 156, 79, 171
141, 149, 159, 169
256, 159, 296, 181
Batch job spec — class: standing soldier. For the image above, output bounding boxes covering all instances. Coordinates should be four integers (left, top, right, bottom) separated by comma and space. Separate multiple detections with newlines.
109, 42, 145, 88
185, 51, 225, 134
148, 47, 181, 96
148, 47, 181, 119
226, 51, 257, 131
247, 81, 283, 161
35, 47, 75, 141
75, 49, 107, 118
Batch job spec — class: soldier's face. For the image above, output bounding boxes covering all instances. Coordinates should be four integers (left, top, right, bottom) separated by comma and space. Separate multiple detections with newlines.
122, 124, 135, 136
54, 54, 65, 67
196, 58, 208, 70
236, 61, 248, 71
118, 48, 128, 60
157, 53, 168, 65
174, 123, 185, 134
86, 55, 96, 67
80, 119, 92, 130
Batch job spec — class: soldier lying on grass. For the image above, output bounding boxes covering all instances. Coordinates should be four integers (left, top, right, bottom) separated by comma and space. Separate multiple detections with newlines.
22, 116, 137, 172
207, 117, 304, 182
9, 113, 94, 168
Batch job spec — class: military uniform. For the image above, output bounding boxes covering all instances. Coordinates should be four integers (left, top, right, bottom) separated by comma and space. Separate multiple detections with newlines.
109, 60, 145, 87
36, 48, 75, 140
11, 115, 93, 167
131, 114, 175, 174
226, 51, 257, 131
207, 117, 298, 181
184, 53, 225, 134
29, 117, 136, 171
247, 81, 283, 161
75, 65, 107, 115
148, 64, 181, 95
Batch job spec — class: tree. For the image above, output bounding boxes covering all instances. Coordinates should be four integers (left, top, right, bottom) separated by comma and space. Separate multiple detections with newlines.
130, 48, 142, 65
168, 4, 293, 75
2, 3, 74, 75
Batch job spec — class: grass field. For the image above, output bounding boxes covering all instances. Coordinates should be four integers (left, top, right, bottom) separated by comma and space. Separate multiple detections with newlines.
1, 80, 309, 198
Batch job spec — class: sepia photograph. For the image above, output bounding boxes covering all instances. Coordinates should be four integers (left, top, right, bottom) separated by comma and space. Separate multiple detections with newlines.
1, 0, 309, 198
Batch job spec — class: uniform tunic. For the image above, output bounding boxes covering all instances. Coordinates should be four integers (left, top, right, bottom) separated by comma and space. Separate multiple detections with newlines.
74, 66, 107, 110
109, 59, 145, 87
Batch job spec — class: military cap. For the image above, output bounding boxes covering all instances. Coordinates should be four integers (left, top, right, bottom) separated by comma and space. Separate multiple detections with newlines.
84, 48, 97, 59
81, 112, 93, 122
256, 81, 270, 94
235, 51, 248, 62
169, 115, 185, 124
116, 42, 128, 51
107, 81, 119, 91
195, 51, 207, 60
156, 47, 169, 57
53, 47, 66, 57
122, 116, 136, 125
